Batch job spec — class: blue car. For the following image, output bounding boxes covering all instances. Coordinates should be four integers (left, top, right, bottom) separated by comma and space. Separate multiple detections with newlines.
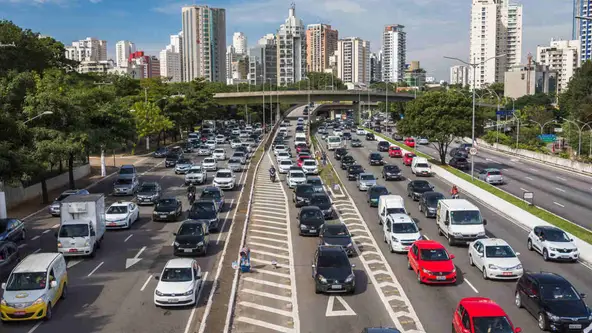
0, 218, 26, 242
199, 186, 225, 212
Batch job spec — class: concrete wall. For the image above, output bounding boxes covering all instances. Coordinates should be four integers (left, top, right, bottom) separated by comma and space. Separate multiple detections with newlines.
4, 164, 91, 208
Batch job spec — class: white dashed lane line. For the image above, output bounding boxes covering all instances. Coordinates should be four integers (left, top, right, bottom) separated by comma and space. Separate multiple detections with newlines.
555, 187, 566, 192
525, 177, 534, 181
464, 278, 479, 293
519, 188, 529, 192
557, 176, 567, 181
554, 202, 565, 208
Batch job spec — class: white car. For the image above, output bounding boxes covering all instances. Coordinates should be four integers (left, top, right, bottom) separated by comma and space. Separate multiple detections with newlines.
468, 238, 523, 280
239, 131, 249, 138
105, 201, 139, 229
278, 160, 293, 173
230, 139, 242, 149
227, 158, 243, 172
202, 157, 218, 171
287, 170, 307, 188
276, 152, 291, 162
231, 129, 240, 135
301, 159, 318, 175
274, 145, 289, 156
232, 152, 247, 164
205, 140, 217, 150
356, 128, 366, 135
213, 169, 236, 190
383, 213, 422, 253
212, 148, 227, 160
417, 137, 429, 145
154, 258, 203, 307
185, 166, 207, 185
215, 135, 226, 144
174, 158, 193, 174
527, 226, 579, 262
196, 145, 212, 156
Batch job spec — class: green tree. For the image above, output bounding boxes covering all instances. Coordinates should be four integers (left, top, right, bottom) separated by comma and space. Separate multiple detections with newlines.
522, 105, 555, 132
488, 82, 505, 97
397, 91, 475, 164
132, 101, 174, 150
294, 72, 345, 90
511, 92, 554, 111
559, 61, 592, 123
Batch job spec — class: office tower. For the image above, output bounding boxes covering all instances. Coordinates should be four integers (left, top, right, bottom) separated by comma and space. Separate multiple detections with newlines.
160, 34, 183, 82
450, 65, 470, 86
305, 24, 338, 73
335, 37, 371, 85
469, 0, 523, 88
249, 35, 278, 85
116, 41, 135, 68
536, 39, 580, 94
370, 52, 382, 82
181, 5, 226, 82
276, 4, 306, 85
575, 0, 592, 62
233, 32, 247, 55
64, 37, 107, 62
381, 25, 406, 83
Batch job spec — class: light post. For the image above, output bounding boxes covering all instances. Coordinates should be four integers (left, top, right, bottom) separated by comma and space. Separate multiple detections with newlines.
23, 111, 53, 125
304, 77, 310, 106
267, 78, 273, 125
262, 76, 266, 133
529, 119, 557, 135
484, 86, 502, 145
444, 54, 506, 180
561, 118, 592, 156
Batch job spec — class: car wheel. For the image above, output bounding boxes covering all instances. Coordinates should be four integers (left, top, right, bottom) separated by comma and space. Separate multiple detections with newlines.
482, 267, 488, 280
314, 285, 321, 294
527, 238, 533, 251
21, 229, 26, 241
44, 303, 52, 321
127, 219, 131, 229
538, 312, 549, 331
418, 204, 422, 212
416, 272, 422, 284
543, 248, 549, 261
424, 210, 429, 218
468, 254, 474, 266
438, 227, 443, 236
407, 259, 412, 270
60, 284, 67, 299
515, 292, 522, 308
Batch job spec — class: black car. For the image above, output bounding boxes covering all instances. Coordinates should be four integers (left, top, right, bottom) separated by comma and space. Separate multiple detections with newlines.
0, 218, 26, 243
350, 138, 363, 147
136, 182, 162, 205
188, 200, 220, 231
377, 141, 390, 152
418, 192, 445, 218
296, 125, 304, 132
347, 165, 365, 181
310, 193, 335, 219
0, 241, 19, 282
306, 176, 324, 193
312, 245, 355, 294
342, 132, 352, 140
450, 148, 469, 159
367, 185, 389, 207
173, 220, 210, 256
182, 143, 193, 153
293, 184, 316, 207
165, 153, 181, 167
153, 147, 169, 158
363, 328, 401, 333
297, 206, 325, 236
340, 155, 356, 170
382, 164, 403, 181
334, 148, 348, 160
392, 133, 404, 141
407, 180, 434, 201
319, 222, 354, 255
152, 198, 183, 222
369, 152, 384, 166
449, 157, 470, 170
515, 272, 592, 332
365, 133, 375, 141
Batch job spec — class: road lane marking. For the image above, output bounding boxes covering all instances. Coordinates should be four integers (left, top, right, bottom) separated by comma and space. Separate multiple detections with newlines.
31, 235, 40, 241
555, 187, 566, 192
67, 259, 83, 268
26, 322, 42, 333
239, 301, 293, 317
557, 176, 567, 181
87, 261, 104, 277
554, 202, 565, 208
234, 317, 294, 333
529, 168, 538, 172
42, 229, 50, 234
52, 224, 59, 228
242, 288, 291, 302
183, 271, 209, 333
216, 199, 236, 245
248, 235, 288, 244
520, 188, 529, 192
18, 244, 27, 249
140, 274, 152, 291
33, 248, 41, 253
464, 278, 479, 293
325, 296, 357, 317
525, 176, 534, 181
124, 234, 133, 242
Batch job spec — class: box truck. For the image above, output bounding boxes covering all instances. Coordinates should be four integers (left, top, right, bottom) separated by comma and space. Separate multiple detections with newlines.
57, 194, 106, 257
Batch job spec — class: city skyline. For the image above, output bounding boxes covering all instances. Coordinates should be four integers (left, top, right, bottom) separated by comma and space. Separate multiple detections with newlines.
0, 0, 575, 80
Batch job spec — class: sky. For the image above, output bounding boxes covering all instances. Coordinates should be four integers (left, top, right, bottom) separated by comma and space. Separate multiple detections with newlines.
0, 0, 576, 81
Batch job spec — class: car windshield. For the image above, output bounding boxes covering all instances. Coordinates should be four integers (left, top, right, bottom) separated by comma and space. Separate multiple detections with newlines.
178, 159, 191, 164
178, 223, 204, 236
360, 174, 375, 181
107, 205, 128, 214
280, 161, 292, 165
307, 178, 322, 185
426, 194, 445, 205
323, 225, 349, 237
413, 181, 431, 189
201, 189, 221, 199
189, 167, 203, 173
350, 166, 363, 172
5, 272, 48, 291
385, 166, 399, 172
370, 188, 389, 198
290, 172, 304, 178
216, 172, 232, 178
161, 268, 192, 282
301, 210, 323, 220
318, 254, 350, 267
485, 245, 516, 258
416, 163, 430, 168
296, 186, 314, 195
157, 199, 177, 208
115, 179, 132, 185
204, 159, 215, 164
386, 208, 406, 214
455, 158, 468, 163
59, 224, 89, 237
541, 284, 581, 301
139, 185, 157, 192
420, 248, 449, 261
393, 222, 418, 233
472, 316, 513, 333
214, 149, 224, 153
370, 153, 382, 159
234, 152, 245, 157
304, 161, 316, 166
450, 210, 482, 225
486, 170, 501, 175
406, 154, 416, 158
192, 203, 216, 213
544, 229, 571, 242
55, 193, 73, 201
328, 137, 341, 143
156, 148, 167, 153
119, 167, 134, 175
310, 195, 330, 205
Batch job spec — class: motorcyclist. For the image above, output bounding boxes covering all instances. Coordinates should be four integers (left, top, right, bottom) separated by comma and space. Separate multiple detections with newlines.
450, 185, 459, 199
269, 166, 276, 182
187, 184, 197, 202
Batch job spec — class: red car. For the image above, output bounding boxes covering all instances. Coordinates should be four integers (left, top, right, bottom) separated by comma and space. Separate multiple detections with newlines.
452, 297, 521, 333
403, 153, 416, 166
404, 137, 416, 148
388, 146, 402, 158
297, 156, 312, 167
296, 143, 308, 153
407, 240, 456, 284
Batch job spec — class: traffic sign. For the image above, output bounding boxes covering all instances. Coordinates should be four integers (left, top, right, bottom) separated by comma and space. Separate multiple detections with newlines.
496, 110, 514, 117
469, 147, 478, 155
538, 134, 556, 143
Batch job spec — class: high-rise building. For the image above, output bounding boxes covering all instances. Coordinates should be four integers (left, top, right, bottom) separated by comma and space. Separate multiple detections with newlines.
249, 35, 278, 85
226, 45, 249, 84
116, 41, 135, 68
450, 65, 470, 86
335, 37, 371, 85
469, 0, 523, 89
233, 32, 247, 55
65, 37, 107, 62
305, 24, 338, 74
575, 0, 592, 62
129, 51, 160, 78
258, 34, 276, 45
160, 33, 183, 82
277, 4, 306, 85
536, 39, 580, 94
370, 52, 382, 82
181, 5, 226, 82
381, 25, 406, 83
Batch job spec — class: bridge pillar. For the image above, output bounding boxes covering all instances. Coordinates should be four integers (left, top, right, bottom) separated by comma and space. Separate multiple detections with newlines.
352, 101, 360, 124
330, 109, 335, 120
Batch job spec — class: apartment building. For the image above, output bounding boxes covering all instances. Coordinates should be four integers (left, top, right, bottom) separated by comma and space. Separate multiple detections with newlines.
305, 24, 338, 74
276, 4, 306, 85
382, 25, 406, 83
536, 39, 580, 93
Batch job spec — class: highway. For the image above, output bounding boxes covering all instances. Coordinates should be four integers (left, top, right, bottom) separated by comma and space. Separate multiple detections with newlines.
1, 143, 253, 333
413, 141, 592, 231
311, 122, 592, 332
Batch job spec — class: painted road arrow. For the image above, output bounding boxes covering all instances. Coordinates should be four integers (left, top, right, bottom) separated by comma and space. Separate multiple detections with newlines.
325, 295, 356, 317
126, 246, 146, 269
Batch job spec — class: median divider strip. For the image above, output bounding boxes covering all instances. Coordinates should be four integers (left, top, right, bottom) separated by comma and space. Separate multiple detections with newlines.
363, 128, 592, 265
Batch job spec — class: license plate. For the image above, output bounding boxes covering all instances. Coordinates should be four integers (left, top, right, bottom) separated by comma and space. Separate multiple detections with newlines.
108, 223, 116, 226
561, 255, 570, 258
331, 284, 342, 289
14, 311, 26, 316
184, 249, 193, 253
436, 276, 446, 280
168, 298, 178, 303
143, 199, 150, 202
69, 249, 78, 252
569, 324, 582, 329
309, 229, 316, 233
160, 215, 167, 218
403, 246, 409, 251
502, 272, 513, 276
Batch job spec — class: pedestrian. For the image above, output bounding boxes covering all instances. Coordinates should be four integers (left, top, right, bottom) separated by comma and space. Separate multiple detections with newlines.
322, 151, 327, 166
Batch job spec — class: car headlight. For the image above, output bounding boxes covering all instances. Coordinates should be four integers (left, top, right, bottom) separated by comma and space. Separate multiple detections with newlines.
477, 232, 486, 237
452, 267, 456, 273
32, 297, 45, 306
488, 264, 500, 269
174, 242, 180, 246
346, 243, 353, 248
392, 237, 399, 243
182, 290, 194, 296
169, 211, 176, 215
57, 241, 62, 248
428, 207, 436, 212
549, 247, 557, 251
386, 173, 392, 176
197, 241, 204, 246
84, 240, 90, 247
0, 298, 6, 306
546, 312, 560, 321
422, 268, 432, 275
155, 290, 164, 296
345, 274, 355, 283
300, 224, 308, 229
515, 264, 523, 270
453, 232, 463, 237
318, 275, 327, 283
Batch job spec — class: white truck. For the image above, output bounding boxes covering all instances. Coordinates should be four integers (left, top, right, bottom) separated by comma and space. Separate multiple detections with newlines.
436, 199, 487, 246
57, 194, 106, 257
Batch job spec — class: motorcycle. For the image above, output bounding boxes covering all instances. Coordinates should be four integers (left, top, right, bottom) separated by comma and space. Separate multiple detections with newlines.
270, 172, 276, 182
187, 191, 196, 204
451, 193, 460, 199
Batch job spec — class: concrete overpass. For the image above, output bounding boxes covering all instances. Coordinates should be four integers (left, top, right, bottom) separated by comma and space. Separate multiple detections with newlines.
213, 90, 414, 105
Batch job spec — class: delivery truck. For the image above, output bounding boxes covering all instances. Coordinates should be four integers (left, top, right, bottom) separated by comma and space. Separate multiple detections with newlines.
57, 194, 106, 257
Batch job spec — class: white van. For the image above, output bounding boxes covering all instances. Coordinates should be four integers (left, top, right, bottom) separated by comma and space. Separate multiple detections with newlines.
326, 136, 342, 150
0, 253, 68, 321
58, 194, 106, 257
378, 195, 407, 225
411, 157, 431, 176
295, 132, 306, 140
436, 199, 487, 246
383, 213, 422, 253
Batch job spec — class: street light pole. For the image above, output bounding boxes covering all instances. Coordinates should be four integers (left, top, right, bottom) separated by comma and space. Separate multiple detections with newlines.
267, 78, 273, 125
560, 118, 592, 157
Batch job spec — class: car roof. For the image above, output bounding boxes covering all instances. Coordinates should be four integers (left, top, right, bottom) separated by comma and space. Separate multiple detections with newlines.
537, 225, 563, 232
422, 191, 443, 198
477, 238, 510, 247
359, 173, 374, 177
318, 244, 347, 254
415, 240, 445, 250
526, 271, 568, 284
120, 164, 135, 169
440, 199, 478, 211
110, 201, 133, 207
484, 168, 500, 172
460, 297, 507, 317
216, 169, 232, 173
164, 258, 195, 269
14, 253, 61, 273
301, 205, 322, 212
181, 219, 206, 226
388, 213, 413, 223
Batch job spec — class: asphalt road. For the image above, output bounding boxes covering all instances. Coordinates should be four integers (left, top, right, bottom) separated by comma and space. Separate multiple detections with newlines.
318, 130, 592, 333
413, 141, 592, 231
1, 143, 252, 333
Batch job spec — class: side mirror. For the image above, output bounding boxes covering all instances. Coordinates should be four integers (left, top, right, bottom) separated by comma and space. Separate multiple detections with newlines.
482, 219, 487, 225
386, 228, 391, 232
418, 227, 423, 231
515, 328, 522, 333
444, 220, 449, 226
351, 264, 356, 268
580, 293, 586, 298
50, 280, 58, 289
571, 238, 575, 242
311, 264, 315, 268
478, 252, 484, 257
154, 275, 160, 280
515, 252, 521, 256
1, 282, 6, 290
196, 272, 203, 279
173, 233, 177, 236
450, 254, 456, 259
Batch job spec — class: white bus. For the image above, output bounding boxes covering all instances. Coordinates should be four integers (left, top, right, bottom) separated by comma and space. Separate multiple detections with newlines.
326, 136, 343, 150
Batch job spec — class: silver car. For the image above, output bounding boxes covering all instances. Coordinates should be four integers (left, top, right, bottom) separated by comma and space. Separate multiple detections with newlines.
478, 168, 504, 185
227, 158, 243, 172
197, 145, 212, 156
175, 159, 194, 174
113, 177, 139, 196
232, 152, 247, 164
357, 173, 377, 191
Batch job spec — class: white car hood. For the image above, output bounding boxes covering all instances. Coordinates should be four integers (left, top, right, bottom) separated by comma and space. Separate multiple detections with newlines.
486, 256, 522, 268
106, 213, 128, 221
449, 224, 485, 234
156, 281, 194, 294
215, 177, 233, 183
176, 164, 192, 168
203, 162, 216, 167
392, 232, 421, 241
545, 240, 578, 250
290, 177, 306, 183
2, 288, 47, 304
415, 166, 431, 172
